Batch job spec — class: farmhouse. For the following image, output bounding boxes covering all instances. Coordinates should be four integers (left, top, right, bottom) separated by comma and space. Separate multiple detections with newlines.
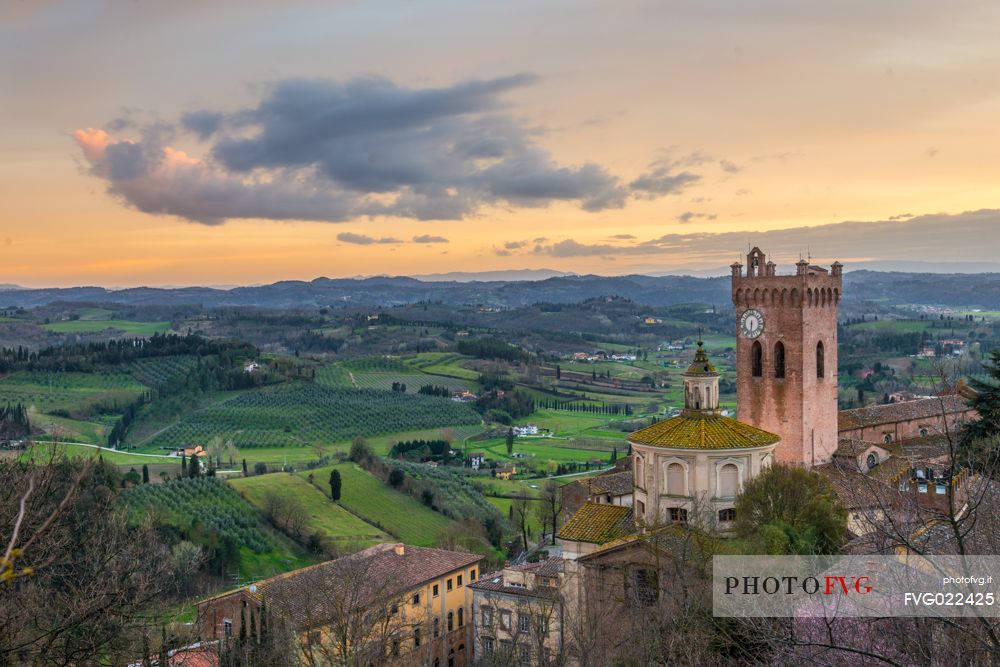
495, 465, 517, 480
175, 445, 208, 458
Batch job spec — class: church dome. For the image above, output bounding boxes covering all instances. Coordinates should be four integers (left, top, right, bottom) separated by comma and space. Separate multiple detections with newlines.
629, 413, 780, 450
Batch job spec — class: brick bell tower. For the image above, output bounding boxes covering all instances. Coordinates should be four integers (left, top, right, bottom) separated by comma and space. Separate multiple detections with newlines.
731, 248, 842, 467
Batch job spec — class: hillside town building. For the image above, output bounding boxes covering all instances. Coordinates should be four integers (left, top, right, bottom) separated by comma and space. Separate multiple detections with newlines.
197, 543, 483, 667
469, 557, 566, 665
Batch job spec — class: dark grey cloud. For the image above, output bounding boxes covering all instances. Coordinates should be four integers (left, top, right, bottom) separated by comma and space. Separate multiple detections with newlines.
610, 234, 636, 239
413, 234, 449, 243
544, 240, 633, 257
719, 159, 743, 173
629, 159, 701, 197
337, 232, 401, 245
181, 110, 225, 140
676, 211, 718, 223
76, 74, 701, 225
504, 241, 525, 249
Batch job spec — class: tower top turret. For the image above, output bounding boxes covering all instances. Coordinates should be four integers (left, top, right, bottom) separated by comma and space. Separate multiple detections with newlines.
682, 340, 720, 414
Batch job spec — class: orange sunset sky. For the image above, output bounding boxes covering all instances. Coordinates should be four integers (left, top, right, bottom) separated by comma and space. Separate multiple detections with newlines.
4, 1, 1000, 287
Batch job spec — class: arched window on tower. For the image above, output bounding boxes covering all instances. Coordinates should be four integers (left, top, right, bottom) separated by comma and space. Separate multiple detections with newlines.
774, 341, 785, 379
751, 341, 763, 377
816, 341, 825, 378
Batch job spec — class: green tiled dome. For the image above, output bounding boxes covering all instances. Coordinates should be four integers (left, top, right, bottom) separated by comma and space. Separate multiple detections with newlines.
630, 413, 780, 450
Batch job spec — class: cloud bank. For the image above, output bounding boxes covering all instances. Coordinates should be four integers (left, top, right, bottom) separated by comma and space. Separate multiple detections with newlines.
522, 210, 1000, 265
74, 75, 700, 225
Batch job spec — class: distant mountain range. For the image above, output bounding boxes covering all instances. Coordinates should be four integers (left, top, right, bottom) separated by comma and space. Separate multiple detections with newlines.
2, 270, 1000, 310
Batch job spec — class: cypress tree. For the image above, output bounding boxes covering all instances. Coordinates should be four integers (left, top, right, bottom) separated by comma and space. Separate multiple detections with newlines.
329, 469, 342, 501
260, 599, 269, 649
242, 458, 248, 476
142, 464, 149, 484
158, 626, 168, 667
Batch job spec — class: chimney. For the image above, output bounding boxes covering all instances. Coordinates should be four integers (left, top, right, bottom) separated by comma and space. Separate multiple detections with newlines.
394, 544, 405, 556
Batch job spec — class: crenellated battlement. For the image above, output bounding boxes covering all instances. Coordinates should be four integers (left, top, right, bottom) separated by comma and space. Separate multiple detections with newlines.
731, 248, 842, 309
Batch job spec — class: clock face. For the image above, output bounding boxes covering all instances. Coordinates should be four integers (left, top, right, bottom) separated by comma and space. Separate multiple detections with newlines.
740, 309, 765, 339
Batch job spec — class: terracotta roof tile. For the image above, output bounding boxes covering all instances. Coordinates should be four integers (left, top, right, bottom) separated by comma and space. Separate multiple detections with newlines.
247, 544, 482, 628
469, 558, 565, 599
588, 471, 633, 496
557, 502, 634, 544
838, 395, 970, 431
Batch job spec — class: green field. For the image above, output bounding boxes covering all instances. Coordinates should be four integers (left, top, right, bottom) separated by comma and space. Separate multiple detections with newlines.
476, 436, 619, 469
151, 424, 486, 468
229, 473, 389, 548
42, 319, 171, 335
28, 413, 109, 444
140, 382, 482, 450
0, 370, 146, 415
406, 352, 481, 380
22, 441, 176, 465
315, 365, 472, 393
130, 355, 198, 388
122, 476, 314, 581
301, 463, 453, 547
847, 319, 941, 334
515, 409, 620, 435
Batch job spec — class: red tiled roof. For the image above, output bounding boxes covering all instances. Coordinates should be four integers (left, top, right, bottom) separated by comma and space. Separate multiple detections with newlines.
838, 395, 970, 431
238, 544, 482, 629
469, 558, 565, 599
588, 470, 633, 497
557, 502, 634, 544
